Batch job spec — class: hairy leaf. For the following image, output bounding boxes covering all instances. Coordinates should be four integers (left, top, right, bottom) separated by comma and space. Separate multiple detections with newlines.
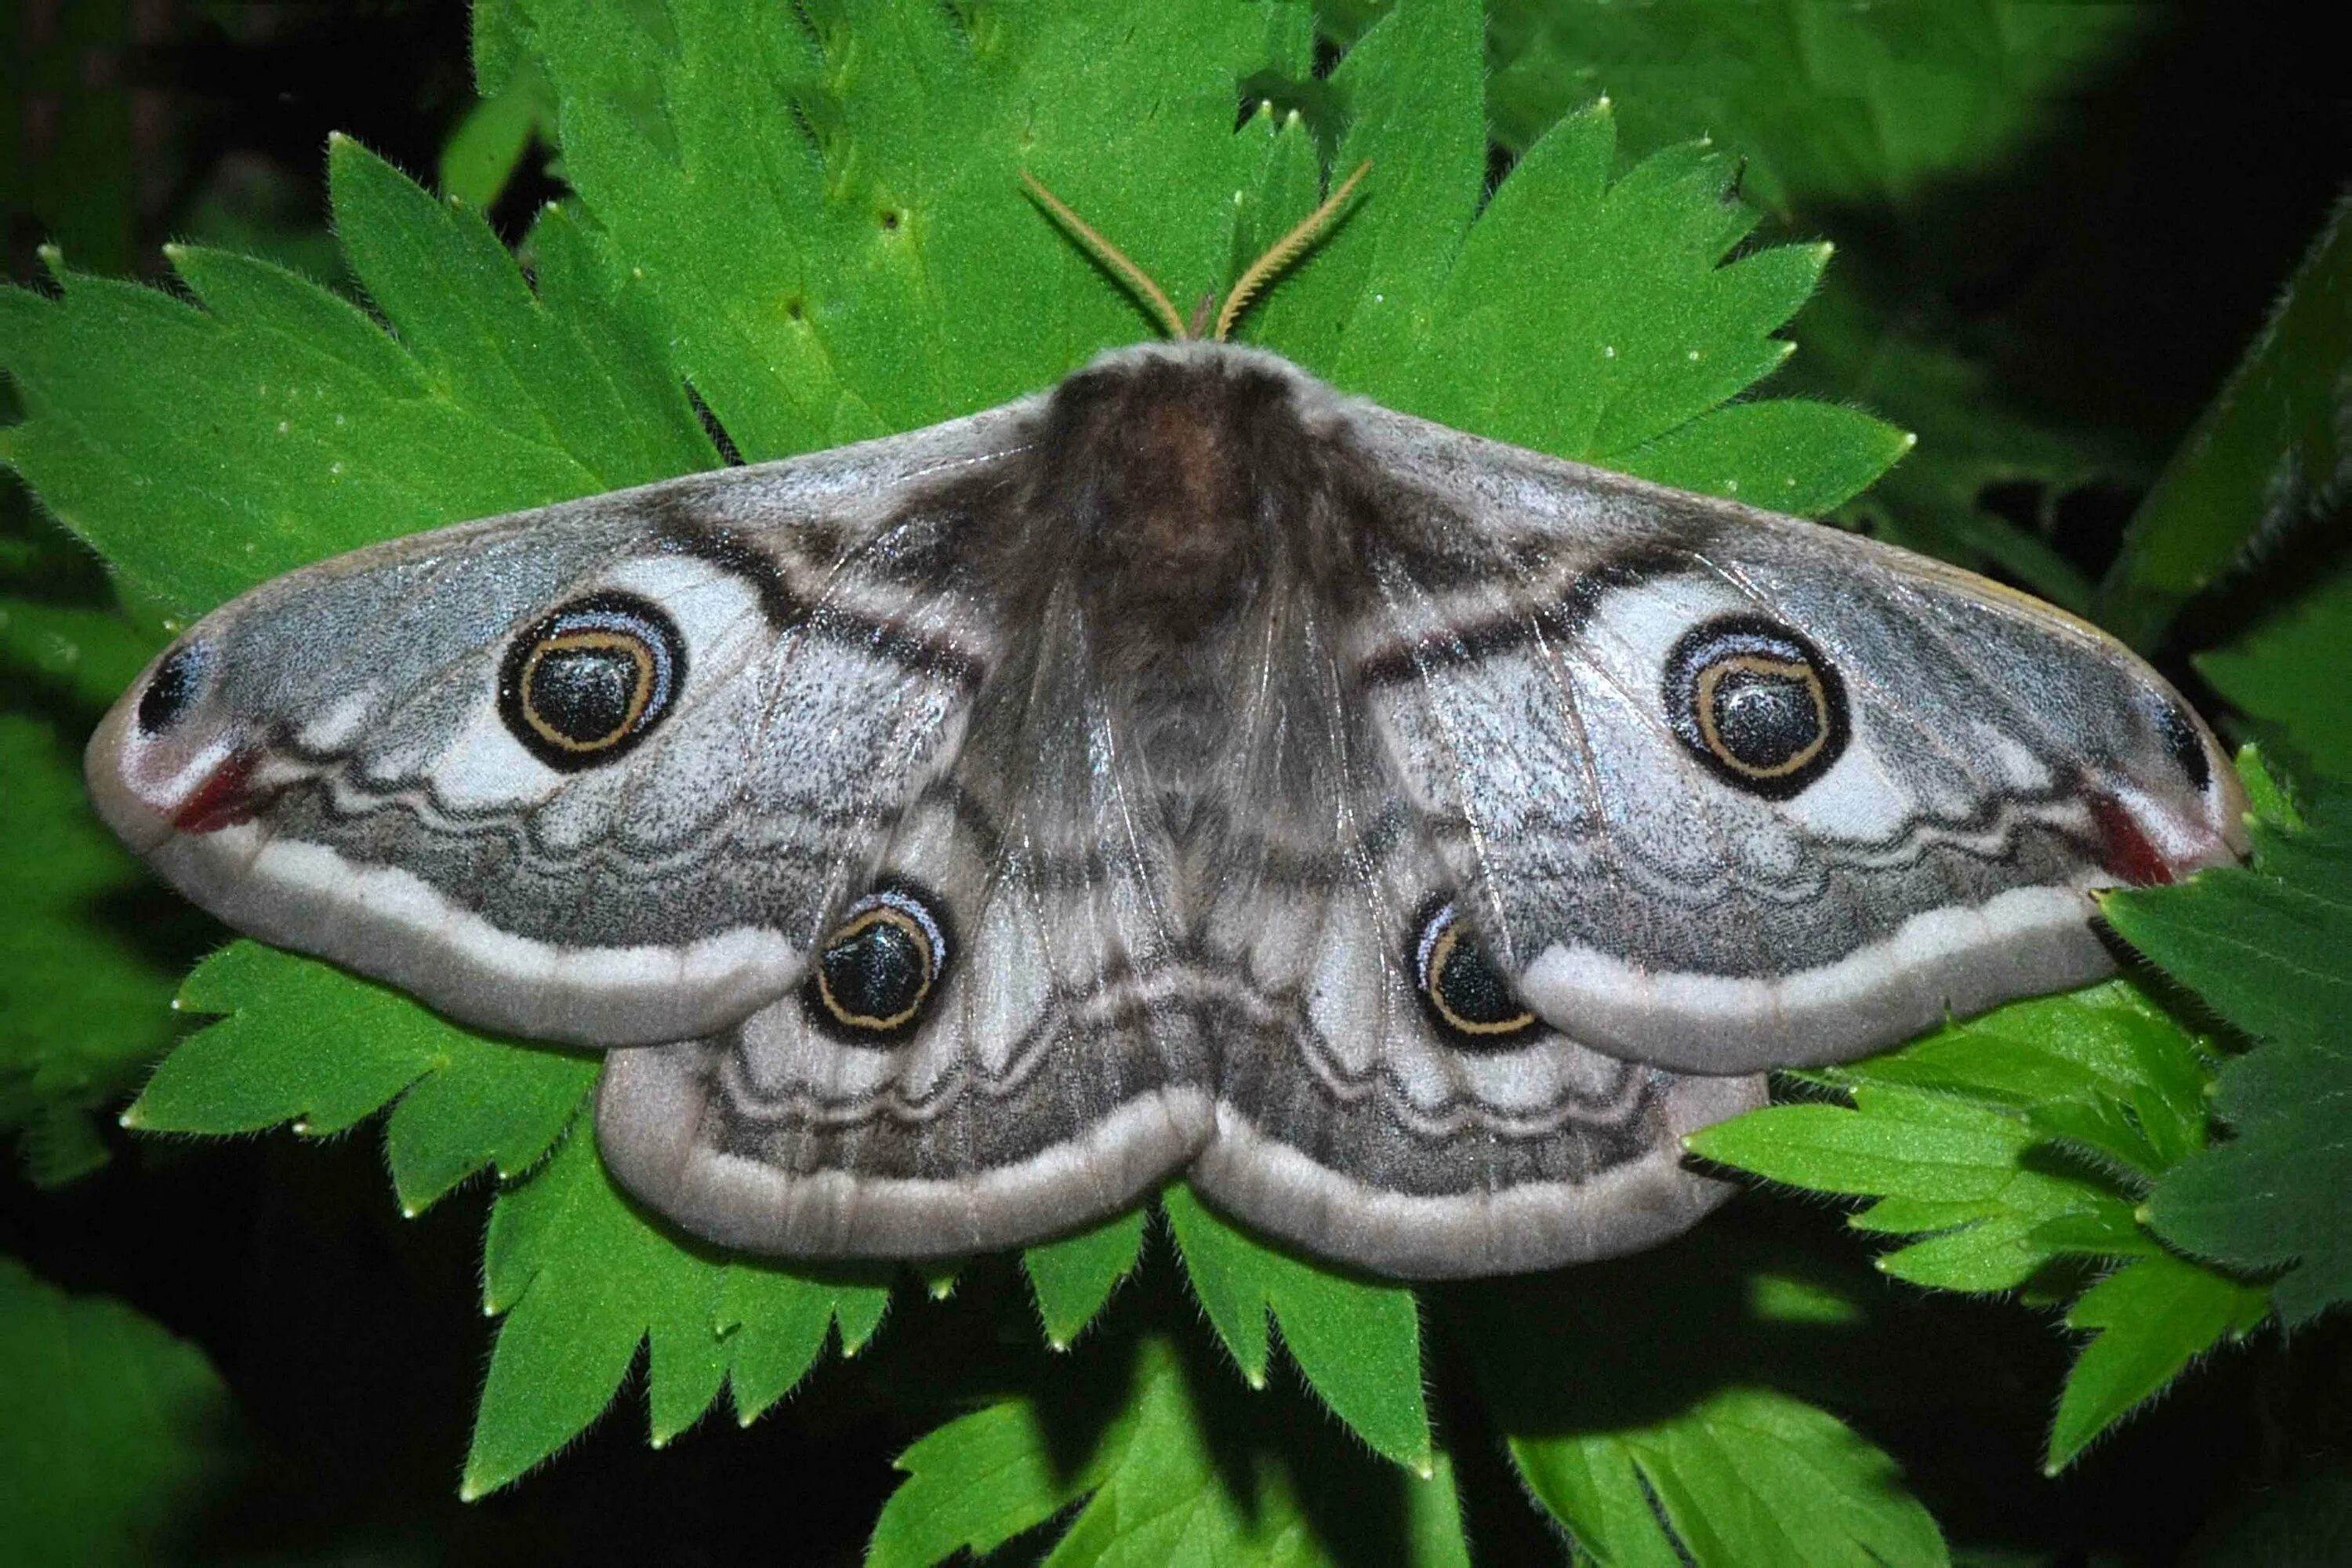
467, 1123, 892, 1494
1162, 1184, 1430, 1474
2118, 798, 2352, 1323
0, 143, 711, 616
2197, 564, 2352, 785
1024, 1210, 1149, 1351
1512, 1386, 1946, 1568
1690, 976, 2264, 1467
2045, 1253, 2269, 1473
868, 1336, 1469, 1568
131, 942, 595, 1215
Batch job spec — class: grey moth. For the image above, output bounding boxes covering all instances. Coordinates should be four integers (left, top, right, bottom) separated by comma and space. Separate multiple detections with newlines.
85, 175, 2244, 1278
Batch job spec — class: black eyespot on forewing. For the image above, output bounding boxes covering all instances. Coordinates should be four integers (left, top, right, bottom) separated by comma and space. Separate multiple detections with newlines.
803, 882, 953, 1044
498, 593, 684, 771
1663, 615, 1849, 799
137, 642, 212, 735
1410, 897, 1539, 1049
2152, 696, 2213, 793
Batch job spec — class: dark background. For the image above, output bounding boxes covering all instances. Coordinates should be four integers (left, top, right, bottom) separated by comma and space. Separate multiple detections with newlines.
5, 3, 2349, 1563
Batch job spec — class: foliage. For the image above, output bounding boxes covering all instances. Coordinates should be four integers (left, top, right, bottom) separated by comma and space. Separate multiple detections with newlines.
2117, 792, 2352, 1326
0, 1258, 242, 1563
1, 0, 2347, 1562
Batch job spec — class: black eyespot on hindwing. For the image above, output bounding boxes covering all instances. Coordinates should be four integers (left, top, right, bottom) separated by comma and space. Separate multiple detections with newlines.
804, 883, 953, 1042
137, 642, 212, 735
1411, 898, 1540, 1048
1663, 615, 1849, 798
498, 593, 684, 771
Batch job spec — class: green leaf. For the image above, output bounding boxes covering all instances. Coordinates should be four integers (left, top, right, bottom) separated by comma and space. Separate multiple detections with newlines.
2045, 1252, 2269, 1474
440, 60, 554, 211
130, 942, 596, 1214
466, 1122, 892, 1495
1023, 1210, 1149, 1351
2197, 564, 2352, 786
1510, 1386, 1947, 1568
2118, 800, 2352, 1323
2103, 801, 2352, 1058
1477, 2, 2161, 606
1258, 0, 1485, 390
0, 144, 711, 616
0, 711, 189, 1185
717, 1260, 891, 1425
0, 1258, 241, 1565
521, 0, 1314, 457
1308, 78, 1906, 510
1161, 1185, 1431, 1474
2098, 191, 2352, 646
1693, 964, 2292, 1468
1613, 400, 1914, 517
1483, 2, 2157, 216
868, 1337, 1471, 1568
0, 595, 156, 711
1692, 982, 2229, 1295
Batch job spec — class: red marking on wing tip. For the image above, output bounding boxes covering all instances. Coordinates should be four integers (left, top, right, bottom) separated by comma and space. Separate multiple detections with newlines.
2089, 792, 2176, 887
171, 750, 270, 834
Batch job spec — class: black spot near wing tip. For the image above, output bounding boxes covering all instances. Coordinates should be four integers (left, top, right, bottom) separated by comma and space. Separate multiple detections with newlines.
2152, 697, 2213, 793
137, 641, 212, 735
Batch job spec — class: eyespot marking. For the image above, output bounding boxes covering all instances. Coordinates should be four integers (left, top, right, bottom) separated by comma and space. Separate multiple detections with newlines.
1412, 898, 1539, 1047
804, 883, 952, 1041
497, 593, 684, 771
138, 642, 212, 735
1664, 615, 1849, 798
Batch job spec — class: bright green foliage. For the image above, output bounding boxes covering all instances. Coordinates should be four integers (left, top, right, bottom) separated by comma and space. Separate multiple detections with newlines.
1512, 1385, 1946, 1568
867, 1336, 1470, 1568
516, 0, 1317, 458
2113, 797, 2352, 1324
1693, 984, 2212, 1293
0, 1258, 241, 1563
1162, 1184, 1430, 1474
1459, 0, 2163, 611
0, 137, 713, 618
131, 942, 596, 1214
1690, 977, 2266, 1468
1023, 1210, 1149, 1350
2048, 1253, 2268, 1475
2100, 194, 2352, 647
2198, 566, 2352, 784
467, 1122, 891, 1496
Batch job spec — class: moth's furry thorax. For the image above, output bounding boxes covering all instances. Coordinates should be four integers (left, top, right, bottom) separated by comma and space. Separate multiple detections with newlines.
1015, 343, 1361, 648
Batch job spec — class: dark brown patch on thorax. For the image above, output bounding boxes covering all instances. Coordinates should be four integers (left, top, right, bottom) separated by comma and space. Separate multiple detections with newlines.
1014, 348, 1360, 644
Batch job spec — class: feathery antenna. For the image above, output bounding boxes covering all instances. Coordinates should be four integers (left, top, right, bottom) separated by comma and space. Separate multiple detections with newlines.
1214, 161, 1369, 343
1020, 170, 1188, 342
1021, 162, 1372, 343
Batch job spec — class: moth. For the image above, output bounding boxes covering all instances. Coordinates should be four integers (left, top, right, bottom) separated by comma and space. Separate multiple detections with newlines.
85, 170, 2245, 1279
